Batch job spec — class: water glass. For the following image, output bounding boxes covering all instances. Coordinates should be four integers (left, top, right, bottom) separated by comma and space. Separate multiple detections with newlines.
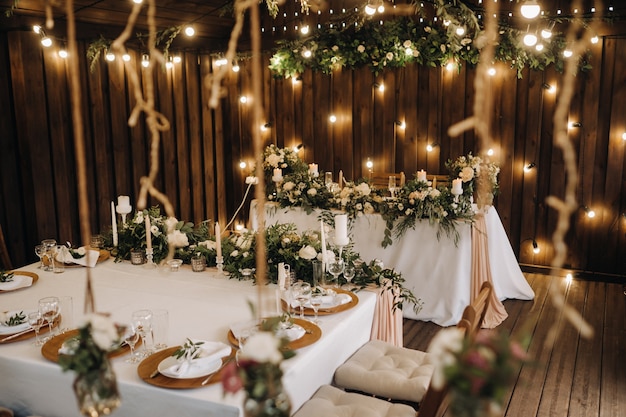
38, 296, 60, 340
131, 309, 153, 356
123, 324, 141, 363
34, 244, 45, 269
58, 296, 73, 333
52, 245, 65, 273
151, 309, 169, 350
312, 260, 325, 287
324, 172, 333, 187
90, 234, 104, 249
328, 259, 344, 288
41, 239, 57, 271
388, 175, 397, 198
310, 292, 323, 325
28, 311, 44, 346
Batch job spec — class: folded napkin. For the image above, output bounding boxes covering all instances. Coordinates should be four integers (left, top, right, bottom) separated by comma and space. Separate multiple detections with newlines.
275, 324, 305, 341
162, 341, 231, 378
229, 320, 258, 341
0, 275, 31, 291
56, 247, 100, 267
291, 293, 352, 309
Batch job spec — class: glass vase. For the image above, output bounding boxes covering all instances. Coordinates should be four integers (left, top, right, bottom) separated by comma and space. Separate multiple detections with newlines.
243, 381, 291, 417
72, 359, 121, 417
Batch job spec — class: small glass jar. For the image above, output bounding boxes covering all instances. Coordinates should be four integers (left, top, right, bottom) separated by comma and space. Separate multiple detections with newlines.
130, 249, 146, 265
167, 259, 183, 272
191, 255, 206, 272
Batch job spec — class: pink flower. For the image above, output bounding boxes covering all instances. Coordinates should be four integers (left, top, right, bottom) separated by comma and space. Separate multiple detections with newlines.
221, 361, 243, 394
509, 341, 528, 361
464, 349, 491, 371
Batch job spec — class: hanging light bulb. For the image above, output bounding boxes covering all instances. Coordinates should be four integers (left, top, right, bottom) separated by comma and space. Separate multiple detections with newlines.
105, 52, 116, 61
532, 239, 540, 254
446, 62, 455, 71
364, 4, 376, 15
232, 62, 240, 72
33, 25, 41, 34
520, 0, 541, 19
184, 25, 195, 37
300, 25, 310, 35
329, 114, 337, 123
377, 3, 385, 13
366, 158, 374, 169
455, 26, 465, 36
563, 49, 573, 58
535, 43, 544, 51
239, 95, 248, 103
239, 160, 247, 169
122, 53, 131, 62
487, 67, 496, 76
302, 49, 312, 58
591, 36, 599, 44
173, 56, 182, 64
58, 49, 68, 59
487, 148, 494, 156
141, 54, 150, 68
541, 28, 552, 39
41, 36, 53, 47
523, 33, 538, 47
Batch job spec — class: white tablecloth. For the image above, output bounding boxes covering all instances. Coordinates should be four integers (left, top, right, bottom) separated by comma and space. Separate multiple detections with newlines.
253, 202, 534, 327
0, 261, 376, 417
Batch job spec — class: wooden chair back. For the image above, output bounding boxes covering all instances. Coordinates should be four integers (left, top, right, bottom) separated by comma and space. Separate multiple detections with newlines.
416, 384, 449, 417
460, 281, 493, 341
0, 224, 13, 270
369, 172, 405, 190
427, 174, 450, 188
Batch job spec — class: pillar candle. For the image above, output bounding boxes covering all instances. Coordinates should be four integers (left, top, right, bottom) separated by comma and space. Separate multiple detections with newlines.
334, 214, 349, 246
145, 215, 152, 250
452, 178, 463, 195
417, 170, 427, 182
111, 201, 118, 246
320, 220, 327, 266
117, 195, 130, 209
338, 170, 344, 189
272, 168, 283, 181
215, 222, 222, 258
400, 172, 406, 187
308, 163, 318, 176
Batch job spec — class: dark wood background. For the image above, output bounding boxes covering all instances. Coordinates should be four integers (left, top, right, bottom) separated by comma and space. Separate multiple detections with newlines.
1, 27, 625, 278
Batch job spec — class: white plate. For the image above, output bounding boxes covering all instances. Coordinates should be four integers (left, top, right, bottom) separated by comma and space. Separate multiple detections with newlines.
0, 310, 32, 335
157, 356, 222, 379
0, 275, 27, 291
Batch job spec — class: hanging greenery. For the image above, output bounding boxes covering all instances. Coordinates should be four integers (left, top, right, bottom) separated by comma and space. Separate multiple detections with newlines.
268, 15, 586, 79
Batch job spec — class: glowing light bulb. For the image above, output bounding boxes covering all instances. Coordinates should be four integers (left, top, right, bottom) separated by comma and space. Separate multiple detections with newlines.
173, 56, 182, 64
426, 144, 434, 152
586, 208, 596, 218
532, 241, 540, 254
141, 56, 150, 68
487, 67, 496, 76
329, 114, 337, 123
622, 132, 626, 141
563, 49, 573, 58
520, 0, 541, 19
300, 25, 309, 35
366, 159, 373, 169
133, 0, 143, 3
377, 4, 385, 13
58, 49, 68, 59
41, 37, 52, 47
302, 49, 312, 58
446, 62, 455, 71
232, 64, 240, 72
487, 148, 494, 156
260, 124, 268, 131
547, 84, 556, 93
523, 33, 538, 47
33, 25, 41, 34
541, 29, 552, 39
535, 43, 544, 52
166, 61, 173, 69
455, 26, 465, 36
239, 161, 247, 169
122, 53, 131, 62
405, 47, 413, 56
240, 96, 248, 103
565, 273, 573, 283
377, 83, 385, 92
365, 4, 376, 15
184, 26, 195, 37
591, 36, 599, 44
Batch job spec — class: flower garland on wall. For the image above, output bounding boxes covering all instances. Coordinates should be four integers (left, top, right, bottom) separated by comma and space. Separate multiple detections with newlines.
269, 16, 582, 79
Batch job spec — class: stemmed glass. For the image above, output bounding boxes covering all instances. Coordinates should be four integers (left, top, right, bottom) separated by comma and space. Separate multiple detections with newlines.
343, 265, 356, 290
123, 324, 141, 363
309, 290, 323, 324
388, 175, 397, 198
28, 311, 44, 346
293, 282, 311, 320
34, 245, 45, 269
41, 239, 57, 271
328, 259, 344, 288
131, 309, 153, 358
38, 296, 59, 339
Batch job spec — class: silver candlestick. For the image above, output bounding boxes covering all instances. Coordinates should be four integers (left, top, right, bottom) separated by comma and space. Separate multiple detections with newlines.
144, 248, 156, 269
216, 256, 224, 273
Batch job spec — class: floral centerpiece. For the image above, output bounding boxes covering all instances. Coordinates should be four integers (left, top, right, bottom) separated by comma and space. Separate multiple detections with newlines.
428, 327, 529, 417
379, 177, 474, 247
273, 170, 334, 213
331, 179, 382, 219
262, 145, 309, 197
110, 206, 210, 264
446, 153, 500, 207
58, 314, 124, 417
222, 318, 295, 417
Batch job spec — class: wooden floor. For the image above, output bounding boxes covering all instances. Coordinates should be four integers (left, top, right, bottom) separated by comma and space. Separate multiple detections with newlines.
403, 273, 626, 417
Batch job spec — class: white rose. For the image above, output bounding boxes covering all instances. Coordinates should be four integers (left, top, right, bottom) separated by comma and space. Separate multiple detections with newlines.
167, 229, 189, 248
164, 217, 179, 232
364, 202, 375, 214
403, 40, 412, 48
460, 166, 475, 182
430, 189, 441, 198
198, 240, 217, 250
242, 332, 283, 364
231, 250, 239, 257
298, 245, 318, 260
134, 212, 144, 224
427, 327, 465, 389
150, 225, 160, 237
386, 52, 394, 60
424, 26, 432, 33
440, 44, 446, 52
266, 153, 281, 168
355, 182, 371, 196
357, 45, 365, 53
307, 188, 317, 196
332, 45, 339, 51
75, 247, 86, 256
85, 314, 119, 351
283, 181, 295, 191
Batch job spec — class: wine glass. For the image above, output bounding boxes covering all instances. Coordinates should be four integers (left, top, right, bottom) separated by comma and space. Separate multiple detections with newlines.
28, 311, 44, 346
41, 239, 57, 271
309, 291, 323, 324
328, 259, 344, 289
293, 281, 311, 320
123, 324, 141, 363
34, 245, 45, 269
38, 296, 59, 339
131, 309, 153, 357
388, 175, 397, 198
343, 265, 356, 290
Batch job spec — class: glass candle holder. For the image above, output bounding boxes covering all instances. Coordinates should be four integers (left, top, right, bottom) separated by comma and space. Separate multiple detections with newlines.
130, 250, 146, 265
167, 259, 183, 272
191, 256, 206, 272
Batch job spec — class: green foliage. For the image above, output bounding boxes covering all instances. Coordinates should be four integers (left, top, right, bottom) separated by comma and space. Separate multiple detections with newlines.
0, 270, 14, 283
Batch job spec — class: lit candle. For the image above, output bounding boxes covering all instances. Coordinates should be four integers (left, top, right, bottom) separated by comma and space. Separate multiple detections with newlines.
308, 163, 318, 176
320, 220, 327, 266
417, 170, 427, 182
215, 222, 222, 258
400, 172, 406, 187
111, 201, 118, 246
334, 214, 349, 246
117, 195, 130, 209
145, 215, 152, 250
272, 168, 283, 182
452, 178, 463, 195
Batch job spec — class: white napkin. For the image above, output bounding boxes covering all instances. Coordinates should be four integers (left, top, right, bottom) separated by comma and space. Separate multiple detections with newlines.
0, 275, 30, 291
57, 247, 100, 267
164, 341, 231, 377
275, 324, 305, 341
299, 293, 352, 309
229, 320, 258, 341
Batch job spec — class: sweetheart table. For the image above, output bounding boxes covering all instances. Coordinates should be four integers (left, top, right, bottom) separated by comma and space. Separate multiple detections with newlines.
0, 260, 376, 417
251, 202, 534, 327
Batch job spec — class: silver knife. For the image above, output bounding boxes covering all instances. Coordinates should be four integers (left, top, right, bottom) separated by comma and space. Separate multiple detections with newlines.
0, 327, 34, 342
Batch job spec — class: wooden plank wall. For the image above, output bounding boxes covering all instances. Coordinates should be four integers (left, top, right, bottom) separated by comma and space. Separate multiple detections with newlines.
0, 28, 625, 278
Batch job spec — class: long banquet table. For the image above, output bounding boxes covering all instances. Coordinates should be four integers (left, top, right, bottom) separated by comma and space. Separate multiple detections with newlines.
253, 202, 534, 327
0, 260, 376, 417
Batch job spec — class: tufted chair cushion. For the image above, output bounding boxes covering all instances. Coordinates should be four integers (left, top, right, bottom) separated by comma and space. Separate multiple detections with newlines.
293, 385, 416, 417
334, 340, 435, 402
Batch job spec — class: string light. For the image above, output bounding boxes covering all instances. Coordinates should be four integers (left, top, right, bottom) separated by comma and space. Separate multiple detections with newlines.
302, 49, 312, 58
105, 52, 115, 61
141, 54, 150, 68
583, 206, 596, 218
591, 36, 599, 44
563, 49, 573, 58
239, 95, 248, 103
565, 273, 573, 283
122, 53, 131, 62
395, 120, 406, 129
455, 26, 465, 36
329, 114, 337, 123
446, 62, 455, 71
487, 67, 496, 76
184, 25, 195, 37
541, 28, 552, 39
173, 56, 182, 64
58, 49, 68, 59
524, 162, 536, 172
568, 121, 582, 129
300, 25, 310, 35
523, 32, 538, 47
33, 25, 41, 34
293, 144, 304, 152
366, 158, 374, 169
426, 143, 438, 152
132, 0, 143, 3
622, 132, 626, 141
232, 63, 240, 72
535, 43, 544, 52
532, 239, 540, 254
487, 148, 494, 156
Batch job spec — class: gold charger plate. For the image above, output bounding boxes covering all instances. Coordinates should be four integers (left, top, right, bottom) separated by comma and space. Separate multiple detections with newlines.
0, 317, 58, 344
227, 318, 322, 351
137, 346, 236, 389
281, 288, 358, 316
0, 271, 39, 293
41, 327, 137, 362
